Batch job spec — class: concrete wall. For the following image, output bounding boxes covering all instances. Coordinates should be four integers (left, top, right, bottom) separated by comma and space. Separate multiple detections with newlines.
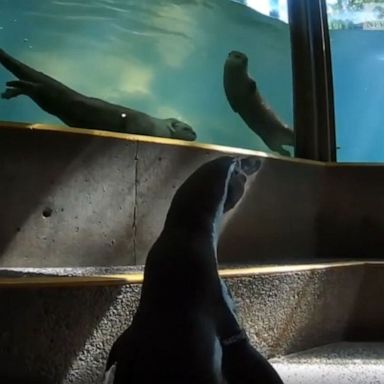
0, 265, 365, 383
0, 124, 324, 267
346, 264, 384, 340
219, 159, 324, 263
316, 165, 384, 260
0, 127, 137, 267
1, 124, 384, 267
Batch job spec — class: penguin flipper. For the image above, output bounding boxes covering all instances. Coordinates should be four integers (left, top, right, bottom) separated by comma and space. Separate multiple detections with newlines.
220, 279, 238, 317
103, 364, 117, 384
105, 326, 137, 384
222, 338, 283, 384
217, 280, 283, 384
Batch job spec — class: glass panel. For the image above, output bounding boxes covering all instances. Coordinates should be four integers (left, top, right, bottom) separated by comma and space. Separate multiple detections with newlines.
0, 0, 294, 157
326, 0, 384, 162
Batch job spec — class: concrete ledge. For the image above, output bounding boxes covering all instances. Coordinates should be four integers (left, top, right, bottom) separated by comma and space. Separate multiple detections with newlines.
0, 262, 382, 383
0, 261, 371, 286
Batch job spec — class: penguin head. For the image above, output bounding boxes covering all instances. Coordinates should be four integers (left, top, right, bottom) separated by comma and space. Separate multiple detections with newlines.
164, 156, 261, 232
223, 157, 261, 213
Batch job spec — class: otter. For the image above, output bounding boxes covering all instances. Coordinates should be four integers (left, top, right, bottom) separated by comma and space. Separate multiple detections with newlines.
0, 48, 196, 141
224, 50, 294, 156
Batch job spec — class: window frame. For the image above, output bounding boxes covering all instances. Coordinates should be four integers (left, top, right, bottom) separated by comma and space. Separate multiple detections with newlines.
288, 0, 337, 161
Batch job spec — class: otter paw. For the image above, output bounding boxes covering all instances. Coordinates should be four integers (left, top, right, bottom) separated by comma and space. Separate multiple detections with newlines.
1, 87, 22, 99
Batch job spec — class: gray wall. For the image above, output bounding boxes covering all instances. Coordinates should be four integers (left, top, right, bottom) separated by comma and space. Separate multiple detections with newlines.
0, 125, 321, 267
1, 125, 384, 267
316, 165, 384, 260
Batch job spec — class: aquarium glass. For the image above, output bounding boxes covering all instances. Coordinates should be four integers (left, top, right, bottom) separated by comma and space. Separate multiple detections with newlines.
0, 0, 294, 157
326, 0, 384, 162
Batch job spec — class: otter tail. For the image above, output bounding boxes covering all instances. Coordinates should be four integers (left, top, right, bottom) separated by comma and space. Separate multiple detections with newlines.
0, 49, 66, 89
251, 123, 295, 157
279, 126, 295, 146
267, 125, 295, 157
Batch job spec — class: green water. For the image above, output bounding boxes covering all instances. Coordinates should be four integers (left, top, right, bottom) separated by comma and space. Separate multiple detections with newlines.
329, 30, 384, 163
0, 0, 293, 154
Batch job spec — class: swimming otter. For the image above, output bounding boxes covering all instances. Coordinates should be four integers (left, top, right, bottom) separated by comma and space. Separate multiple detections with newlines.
224, 50, 294, 156
0, 48, 197, 141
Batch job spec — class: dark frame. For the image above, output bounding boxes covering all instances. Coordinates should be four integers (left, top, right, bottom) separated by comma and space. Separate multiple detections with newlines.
288, 0, 336, 161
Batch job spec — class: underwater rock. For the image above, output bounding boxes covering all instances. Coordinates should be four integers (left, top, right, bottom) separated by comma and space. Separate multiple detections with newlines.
224, 50, 294, 156
0, 48, 197, 141
104, 156, 282, 384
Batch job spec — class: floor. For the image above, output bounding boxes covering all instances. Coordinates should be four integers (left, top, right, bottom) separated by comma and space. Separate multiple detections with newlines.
271, 342, 384, 384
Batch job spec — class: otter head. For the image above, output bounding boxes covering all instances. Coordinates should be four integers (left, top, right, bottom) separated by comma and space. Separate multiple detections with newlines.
224, 51, 251, 109
226, 51, 248, 70
164, 118, 197, 141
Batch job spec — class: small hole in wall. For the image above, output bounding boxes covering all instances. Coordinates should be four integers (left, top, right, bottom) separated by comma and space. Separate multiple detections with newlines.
42, 207, 53, 218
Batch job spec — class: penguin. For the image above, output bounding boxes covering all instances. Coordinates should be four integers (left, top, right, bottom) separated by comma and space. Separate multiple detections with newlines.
217, 156, 283, 384
104, 156, 283, 384
0, 48, 196, 141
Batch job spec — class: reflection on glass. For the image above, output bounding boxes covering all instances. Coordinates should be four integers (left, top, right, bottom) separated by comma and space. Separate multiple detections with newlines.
326, 0, 384, 162
0, 0, 293, 156
233, 0, 289, 22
